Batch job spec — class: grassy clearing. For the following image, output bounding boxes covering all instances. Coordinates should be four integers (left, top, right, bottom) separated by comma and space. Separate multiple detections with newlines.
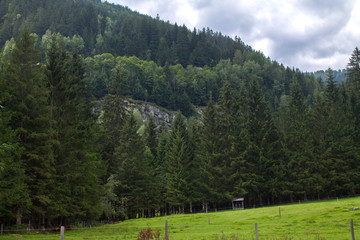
1, 197, 360, 239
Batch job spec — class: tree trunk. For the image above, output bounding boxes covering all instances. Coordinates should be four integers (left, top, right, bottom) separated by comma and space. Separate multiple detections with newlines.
189, 202, 192, 213
16, 208, 22, 225
41, 215, 45, 231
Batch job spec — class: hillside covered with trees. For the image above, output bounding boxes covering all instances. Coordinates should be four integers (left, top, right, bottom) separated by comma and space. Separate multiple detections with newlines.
1, 0, 360, 230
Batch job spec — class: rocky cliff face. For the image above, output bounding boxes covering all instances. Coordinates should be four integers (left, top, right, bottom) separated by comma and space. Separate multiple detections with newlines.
95, 100, 200, 129
127, 101, 177, 129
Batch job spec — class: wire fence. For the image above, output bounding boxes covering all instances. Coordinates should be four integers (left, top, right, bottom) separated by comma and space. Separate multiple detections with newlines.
1, 195, 360, 239
0, 219, 358, 240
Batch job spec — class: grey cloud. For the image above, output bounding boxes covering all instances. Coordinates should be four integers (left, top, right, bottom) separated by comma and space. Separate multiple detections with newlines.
195, 1, 256, 36
188, 0, 212, 10
298, 0, 355, 16
245, 1, 356, 70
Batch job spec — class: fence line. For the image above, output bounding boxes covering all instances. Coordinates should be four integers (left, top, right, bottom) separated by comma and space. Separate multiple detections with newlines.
0, 221, 357, 240
1, 222, 359, 232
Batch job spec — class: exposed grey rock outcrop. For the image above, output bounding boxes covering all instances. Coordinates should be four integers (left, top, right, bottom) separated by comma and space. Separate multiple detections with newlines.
127, 101, 176, 129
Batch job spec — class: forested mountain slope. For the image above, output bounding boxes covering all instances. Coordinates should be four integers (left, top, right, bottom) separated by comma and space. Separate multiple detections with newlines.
1, 0, 360, 230
0, 0, 249, 67
0, 0, 324, 116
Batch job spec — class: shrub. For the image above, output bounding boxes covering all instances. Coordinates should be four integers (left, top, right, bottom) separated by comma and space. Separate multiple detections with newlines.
137, 227, 160, 240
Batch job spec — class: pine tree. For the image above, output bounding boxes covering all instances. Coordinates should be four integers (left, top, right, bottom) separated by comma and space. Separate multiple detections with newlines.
155, 124, 170, 214
308, 93, 327, 199
143, 114, 163, 216
102, 66, 129, 176
213, 80, 237, 207
1, 28, 53, 225
46, 35, 102, 225
186, 117, 202, 213
197, 94, 225, 208
145, 114, 158, 162
344, 48, 360, 194
242, 77, 284, 205
326, 68, 338, 105
165, 113, 192, 212
114, 113, 153, 219
286, 79, 312, 201
0, 81, 30, 224
347, 47, 360, 92
229, 83, 248, 202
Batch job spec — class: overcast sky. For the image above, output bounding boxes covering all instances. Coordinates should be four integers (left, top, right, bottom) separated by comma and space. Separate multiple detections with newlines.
105, 0, 360, 72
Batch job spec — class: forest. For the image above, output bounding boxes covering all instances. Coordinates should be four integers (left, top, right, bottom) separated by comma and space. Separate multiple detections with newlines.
1, 0, 360, 229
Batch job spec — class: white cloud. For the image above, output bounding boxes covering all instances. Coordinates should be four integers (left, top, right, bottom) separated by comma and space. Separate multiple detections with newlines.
106, 0, 359, 72
253, 38, 274, 57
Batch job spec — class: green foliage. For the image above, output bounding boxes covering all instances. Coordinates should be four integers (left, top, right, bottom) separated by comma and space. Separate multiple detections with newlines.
165, 114, 192, 209
2, 0, 360, 227
114, 114, 154, 219
347, 47, 360, 91
45, 33, 103, 224
1, 27, 52, 224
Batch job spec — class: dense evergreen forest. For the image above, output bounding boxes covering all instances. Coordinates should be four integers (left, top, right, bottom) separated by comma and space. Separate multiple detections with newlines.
1, 0, 360, 229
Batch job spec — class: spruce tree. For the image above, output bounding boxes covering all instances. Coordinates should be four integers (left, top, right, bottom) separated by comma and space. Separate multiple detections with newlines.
287, 79, 312, 200
215, 80, 237, 206
197, 94, 225, 208
242, 77, 284, 205
114, 113, 153, 219
102, 66, 129, 176
144, 114, 162, 216
0, 82, 30, 224
347, 47, 360, 92
309, 93, 327, 199
165, 113, 192, 212
145, 114, 158, 162
2, 28, 53, 225
155, 124, 170, 214
46, 34, 102, 225
344, 48, 360, 194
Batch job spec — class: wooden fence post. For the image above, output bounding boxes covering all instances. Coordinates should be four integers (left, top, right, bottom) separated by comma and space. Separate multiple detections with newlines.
60, 226, 64, 240
27, 221, 31, 234
165, 220, 168, 240
208, 215, 210, 224
351, 219, 355, 240
255, 223, 259, 240
279, 207, 281, 218
1, 224, 3, 235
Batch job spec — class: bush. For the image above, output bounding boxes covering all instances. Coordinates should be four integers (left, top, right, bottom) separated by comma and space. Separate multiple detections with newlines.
137, 227, 160, 240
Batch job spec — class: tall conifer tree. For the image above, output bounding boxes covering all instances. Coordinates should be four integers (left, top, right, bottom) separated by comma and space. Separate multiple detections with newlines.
46, 34, 102, 225
114, 114, 153, 218
2, 28, 52, 225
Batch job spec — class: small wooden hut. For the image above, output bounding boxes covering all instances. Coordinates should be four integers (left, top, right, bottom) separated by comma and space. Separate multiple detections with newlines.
232, 197, 244, 210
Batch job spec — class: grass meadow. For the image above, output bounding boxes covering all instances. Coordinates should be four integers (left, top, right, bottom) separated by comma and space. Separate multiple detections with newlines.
1, 196, 360, 239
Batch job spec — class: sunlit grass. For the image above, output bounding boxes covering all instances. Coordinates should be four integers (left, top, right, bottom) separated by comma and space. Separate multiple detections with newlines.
1, 196, 359, 239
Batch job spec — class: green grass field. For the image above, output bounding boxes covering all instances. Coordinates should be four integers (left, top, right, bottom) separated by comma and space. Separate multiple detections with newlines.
1, 197, 360, 239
